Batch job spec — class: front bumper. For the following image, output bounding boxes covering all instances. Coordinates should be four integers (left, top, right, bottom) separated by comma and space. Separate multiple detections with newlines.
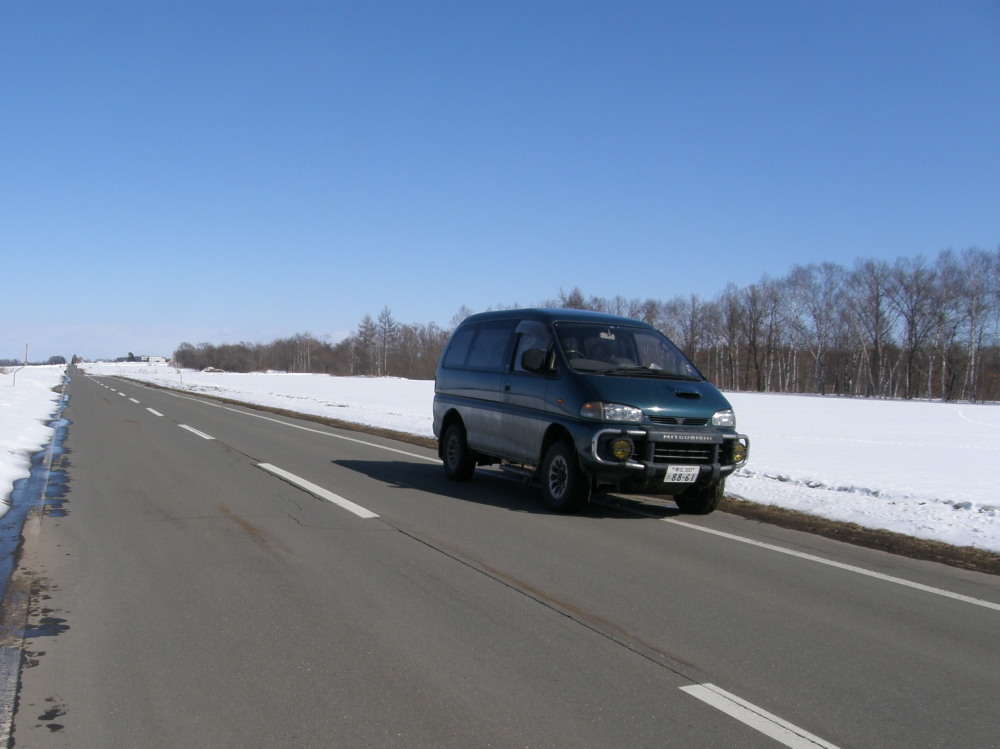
582, 427, 750, 483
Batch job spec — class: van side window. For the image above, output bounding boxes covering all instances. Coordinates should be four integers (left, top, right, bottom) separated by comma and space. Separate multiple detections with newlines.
445, 320, 517, 371
466, 321, 516, 370
513, 321, 553, 373
442, 327, 475, 368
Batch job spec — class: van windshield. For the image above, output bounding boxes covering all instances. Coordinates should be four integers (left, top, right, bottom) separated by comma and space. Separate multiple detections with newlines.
553, 323, 702, 380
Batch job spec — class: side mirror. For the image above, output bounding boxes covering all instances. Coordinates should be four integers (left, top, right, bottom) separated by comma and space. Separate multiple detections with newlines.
521, 348, 549, 373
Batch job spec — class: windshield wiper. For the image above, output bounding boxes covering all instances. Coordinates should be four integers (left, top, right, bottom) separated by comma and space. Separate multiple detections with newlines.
601, 366, 701, 381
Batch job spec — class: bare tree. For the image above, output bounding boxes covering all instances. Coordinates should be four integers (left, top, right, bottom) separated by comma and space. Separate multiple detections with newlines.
786, 263, 845, 394
376, 306, 399, 376
658, 295, 709, 365
556, 287, 590, 310
887, 257, 938, 398
450, 305, 474, 329
354, 315, 378, 375
954, 248, 998, 400
847, 259, 899, 397
733, 279, 782, 391
714, 285, 743, 390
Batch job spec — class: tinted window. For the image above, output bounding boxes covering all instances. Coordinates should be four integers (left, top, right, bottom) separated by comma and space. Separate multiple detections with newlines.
442, 327, 475, 368
513, 320, 554, 373
554, 322, 702, 379
444, 320, 517, 371
466, 321, 516, 370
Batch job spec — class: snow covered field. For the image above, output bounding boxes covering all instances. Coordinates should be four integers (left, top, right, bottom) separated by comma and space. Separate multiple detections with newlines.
4, 362, 1000, 553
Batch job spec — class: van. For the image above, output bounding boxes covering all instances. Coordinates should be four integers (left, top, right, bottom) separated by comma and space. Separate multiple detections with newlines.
433, 308, 749, 513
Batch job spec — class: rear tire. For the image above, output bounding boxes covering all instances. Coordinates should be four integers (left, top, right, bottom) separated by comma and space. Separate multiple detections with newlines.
540, 440, 589, 513
442, 422, 475, 481
674, 480, 724, 515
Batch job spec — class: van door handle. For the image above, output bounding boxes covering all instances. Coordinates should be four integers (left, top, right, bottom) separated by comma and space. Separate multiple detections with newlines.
504, 383, 511, 391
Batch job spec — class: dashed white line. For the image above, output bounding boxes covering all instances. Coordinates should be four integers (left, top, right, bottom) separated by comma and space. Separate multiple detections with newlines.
178, 424, 215, 440
680, 683, 839, 748
129, 398, 140, 404
258, 463, 379, 519
147, 408, 163, 417
165, 391, 438, 463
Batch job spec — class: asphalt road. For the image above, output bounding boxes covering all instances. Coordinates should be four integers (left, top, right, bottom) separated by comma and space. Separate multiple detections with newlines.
5, 370, 999, 747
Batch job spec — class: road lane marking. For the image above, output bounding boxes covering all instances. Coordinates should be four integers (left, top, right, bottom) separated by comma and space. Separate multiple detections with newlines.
680, 683, 839, 748
258, 463, 379, 519
665, 518, 1000, 612
147, 408, 163, 416
225, 407, 437, 462
178, 424, 215, 440
129, 398, 140, 403
164, 391, 438, 462
138, 384, 997, 611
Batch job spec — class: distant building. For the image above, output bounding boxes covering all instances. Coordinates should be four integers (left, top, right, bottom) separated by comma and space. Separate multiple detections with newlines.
114, 355, 168, 364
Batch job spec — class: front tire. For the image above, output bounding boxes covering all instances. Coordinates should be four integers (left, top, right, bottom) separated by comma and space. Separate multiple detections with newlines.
540, 440, 589, 513
674, 480, 724, 515
442, 422, 475, 481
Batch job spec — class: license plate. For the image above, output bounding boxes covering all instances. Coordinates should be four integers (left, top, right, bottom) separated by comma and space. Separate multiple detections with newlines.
663, 465, 699, 483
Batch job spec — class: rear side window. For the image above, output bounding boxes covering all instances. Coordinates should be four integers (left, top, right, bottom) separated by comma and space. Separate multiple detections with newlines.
442, 328, 475, 368
443, 320, 517, 371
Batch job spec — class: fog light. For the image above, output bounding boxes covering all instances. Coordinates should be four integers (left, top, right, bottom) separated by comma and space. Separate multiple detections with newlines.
609, 437, 634, 461
732, 440, 747, 464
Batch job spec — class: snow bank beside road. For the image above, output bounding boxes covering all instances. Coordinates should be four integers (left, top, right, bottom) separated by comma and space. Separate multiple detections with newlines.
0, 365, 67, 517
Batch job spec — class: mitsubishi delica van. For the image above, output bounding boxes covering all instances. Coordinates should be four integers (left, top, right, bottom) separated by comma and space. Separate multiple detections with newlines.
432, 308, 749, 514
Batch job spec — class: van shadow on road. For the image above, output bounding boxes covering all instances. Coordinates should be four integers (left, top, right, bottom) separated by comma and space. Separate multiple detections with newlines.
332, 459, 682, 520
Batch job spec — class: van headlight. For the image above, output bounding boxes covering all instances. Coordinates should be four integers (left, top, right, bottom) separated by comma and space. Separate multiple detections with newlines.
712, 409, 736, 427
580, 402, 644, 423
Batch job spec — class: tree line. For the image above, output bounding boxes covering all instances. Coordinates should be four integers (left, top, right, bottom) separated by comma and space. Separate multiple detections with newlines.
173, 246, 1000, 402
0, 355, 67, 366
173, 308, 452, 382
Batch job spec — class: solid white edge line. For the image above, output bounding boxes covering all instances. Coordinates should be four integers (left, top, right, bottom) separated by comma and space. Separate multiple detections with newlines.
258, 463, 379, 519
178, 424, 215, 440
665, 518, 1000, 612
679, 683, 839, 749
224, 406, 437, 462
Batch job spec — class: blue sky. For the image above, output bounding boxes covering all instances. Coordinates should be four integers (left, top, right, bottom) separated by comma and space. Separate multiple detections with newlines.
3, 0, 998, 361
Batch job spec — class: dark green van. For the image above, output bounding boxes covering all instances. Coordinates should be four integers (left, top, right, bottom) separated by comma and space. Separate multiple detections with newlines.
432, 308, 749, 513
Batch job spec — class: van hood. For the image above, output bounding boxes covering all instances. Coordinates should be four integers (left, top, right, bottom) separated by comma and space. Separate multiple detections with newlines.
582, 373, 733, 421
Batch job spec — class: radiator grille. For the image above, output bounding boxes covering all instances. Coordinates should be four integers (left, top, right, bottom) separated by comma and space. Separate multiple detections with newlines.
652, 443, 716, 464
648, 416, 709, 426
